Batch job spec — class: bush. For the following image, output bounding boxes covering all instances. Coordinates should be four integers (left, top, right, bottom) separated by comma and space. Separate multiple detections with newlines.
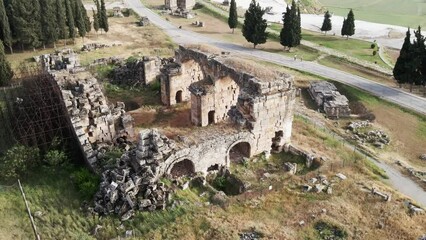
212, 175, 226, 191
96, 64, 116, 79
314, 220, 348, 240
44, 149, 68, 166
0, 145, 40, 180
71, 168, 100, 199
372, 50, 377, 56
370, 43, 376, 49
149, 79, 161, 92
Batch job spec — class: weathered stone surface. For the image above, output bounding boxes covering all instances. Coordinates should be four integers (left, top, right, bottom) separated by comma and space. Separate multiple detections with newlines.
308, 81, 350, 118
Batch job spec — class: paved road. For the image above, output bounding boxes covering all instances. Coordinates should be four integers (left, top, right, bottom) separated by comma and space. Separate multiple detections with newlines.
126, 0, 426, 115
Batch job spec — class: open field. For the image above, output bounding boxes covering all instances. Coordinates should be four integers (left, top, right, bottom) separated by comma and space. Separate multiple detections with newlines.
5, 14, 175, 74
319, 0, 426, 28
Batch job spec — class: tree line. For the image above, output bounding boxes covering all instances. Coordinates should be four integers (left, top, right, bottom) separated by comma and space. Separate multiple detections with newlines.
230, 0, 356, 49
393, 27, 426, 91
0, 0, 109, 54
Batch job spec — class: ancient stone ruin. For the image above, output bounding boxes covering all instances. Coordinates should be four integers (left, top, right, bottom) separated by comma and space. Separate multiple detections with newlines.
35, 49, 79, 72
52, 70, 135, 167
93, 46, 297, 218
308, 81, 351, 118
165, 0, 195, 11
111, 56, 163, 86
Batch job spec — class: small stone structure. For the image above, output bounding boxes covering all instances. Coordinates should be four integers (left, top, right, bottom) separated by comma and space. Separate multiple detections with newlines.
36, 49, 79, 72
112, 56, 163, 86
113, 7, 124, 17
139, 16, 150, 26
308, 81, 351, 118
165, 0, 195, 10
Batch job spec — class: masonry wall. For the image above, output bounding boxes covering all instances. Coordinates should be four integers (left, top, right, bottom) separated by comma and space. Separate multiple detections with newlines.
161, 59, 204, 106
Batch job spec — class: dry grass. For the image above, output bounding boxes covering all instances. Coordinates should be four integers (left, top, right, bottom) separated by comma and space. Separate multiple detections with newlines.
184, 44, 223, 55
222, 57, 282, 80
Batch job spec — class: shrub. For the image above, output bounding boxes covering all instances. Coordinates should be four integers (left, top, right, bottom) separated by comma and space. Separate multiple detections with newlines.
44, 149, 68, 166
314, 220, 348, 240
96, 65, 116, 79
372, 50, 377, 56
212, 175, 226, 191
71, 168, 100, 199
149, 79, 161, 92
370, 43, 376, 49
0, 145, 40, 180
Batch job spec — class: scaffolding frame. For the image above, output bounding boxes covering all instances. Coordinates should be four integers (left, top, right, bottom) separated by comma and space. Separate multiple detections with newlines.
0, 68, 73, 152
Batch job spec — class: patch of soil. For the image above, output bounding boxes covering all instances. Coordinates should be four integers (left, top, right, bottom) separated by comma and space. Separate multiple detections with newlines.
130, 109, 157, 127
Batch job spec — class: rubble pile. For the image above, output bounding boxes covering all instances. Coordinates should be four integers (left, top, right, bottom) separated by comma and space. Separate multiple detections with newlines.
302, 173, 347, 195
94, 129, 177, 219
81, 43, 111, 52
239, 230, 263, 240
35, 49, 79, 72
111, 56, 164, 86
419, 154, 426, 161
347, 121, 390, 148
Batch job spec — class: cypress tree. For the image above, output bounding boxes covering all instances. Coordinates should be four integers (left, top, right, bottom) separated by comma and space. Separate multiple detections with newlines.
280, 6, 293, 50
40, 0, 58, 48
341, 18, 346, 37
411, 26, 425, 88
65, 0, 76, 40
74, 0, 86, 38
81, 2, 91, 33
344, 9, 355, 39
393, 29, 412, 87
100, 0, 109, 33
0, 0, 13, 53
321, 10, 332, 34
295, 5, 301, 45
55, 0, 67, 41
92, 8, 99, 34
0, 40, 13, 86
9, 0, 42, 50
228, 0, 238, 33
242, 0, 268, 49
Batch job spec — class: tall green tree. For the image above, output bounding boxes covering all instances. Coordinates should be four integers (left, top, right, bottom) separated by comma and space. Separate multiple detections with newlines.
228, 0, 238, 33
295, 5, 301, 45
410, 26, 426, 88
393, 28, 412, 87
0, 40, 13, 86
321, 10, 332, 34
0, 0, 13, 53
55, 0, 67, 41
80, 2, 91, 34
341, 18, 346, 37
242, 0, 268, 48
40, 0, 58, 48
92, 8, 99, 34
65, 0, 76, 40
341, 9, 355, 39
280, 6, 294, 50
8, 0, 42, 50
279, 1, 300, 50
99, 0, 109, 33
74, 0, 86, 38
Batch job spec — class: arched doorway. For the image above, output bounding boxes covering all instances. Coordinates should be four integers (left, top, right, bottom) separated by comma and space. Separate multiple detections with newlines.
175, 90, 183, 103
208, 110, 215, 125
169, 159, 195, 178
228, 142, 251, 164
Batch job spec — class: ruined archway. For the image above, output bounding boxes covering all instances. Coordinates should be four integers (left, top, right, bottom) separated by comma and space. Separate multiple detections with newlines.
228, 142, 251, 164
169, 159, 195, 178
175, 90, 183, 103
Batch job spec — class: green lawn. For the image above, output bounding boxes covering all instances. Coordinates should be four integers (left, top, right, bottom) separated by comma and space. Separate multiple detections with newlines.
319, 0, 426, 28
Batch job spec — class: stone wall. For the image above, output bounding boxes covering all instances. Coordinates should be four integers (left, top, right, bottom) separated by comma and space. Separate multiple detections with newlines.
53, 71, 135, 168
160, 46, 296, 158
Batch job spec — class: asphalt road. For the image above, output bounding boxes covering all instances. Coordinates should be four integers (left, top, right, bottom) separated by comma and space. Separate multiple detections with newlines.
126, 0, 426, 115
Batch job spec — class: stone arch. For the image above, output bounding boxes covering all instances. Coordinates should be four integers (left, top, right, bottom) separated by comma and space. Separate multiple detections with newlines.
175, 90, 183, 103
226, 141, 251, 166
169, 158, 195, 178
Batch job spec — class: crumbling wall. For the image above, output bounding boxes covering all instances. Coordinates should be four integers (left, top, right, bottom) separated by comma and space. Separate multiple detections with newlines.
112, 57, 162, 86
160, 46, 296, 156
53, 71, 135, 167
160, 59, 204, 105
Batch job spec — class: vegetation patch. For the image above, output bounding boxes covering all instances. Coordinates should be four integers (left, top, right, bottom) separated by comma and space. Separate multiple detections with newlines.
314, 220, 348, 240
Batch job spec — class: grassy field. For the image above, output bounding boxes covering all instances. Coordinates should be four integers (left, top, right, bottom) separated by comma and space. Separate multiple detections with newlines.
319, 0, 426, 28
